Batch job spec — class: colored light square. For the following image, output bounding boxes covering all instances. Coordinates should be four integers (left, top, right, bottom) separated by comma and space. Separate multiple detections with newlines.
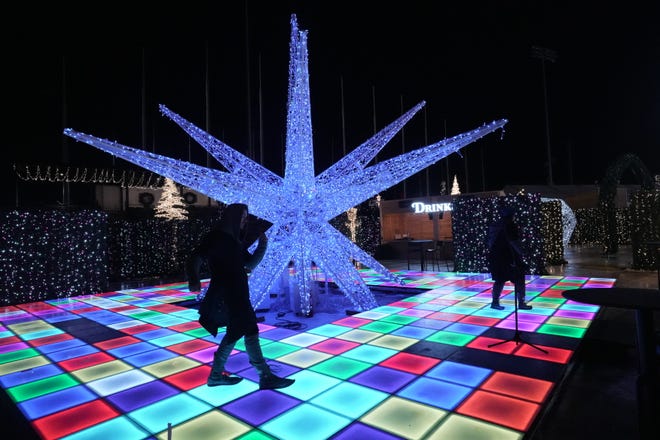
222, 389, 300, 425
332, 422, 403, 440
0, 363, 62, 388
42, 344, 98, 361
390, 325, 436, 339
308, 337, 359, 355
336, 328, 382, 343
32, 399, 120, 439
332, 316, 373, 328
457, 389, 540, 431
426, 330, 475, 346
123, 347, 178, 367
359, 321, 403, 334
341, 344, 398, 364
514, 343, 573, 364
162, 365, 210, 391
350, 365, 417, 393
18, 384, 97, 419
106, 379, 180, 412
361, 396, 448, 439
0, 347, 40, 364
496, 319, 540, 332
261, 402, 351, 440
459, 315, 500, 326
27, 333, 73, 347
426, 360, 492, 387
278, 370, 341, 400
58, 352, 116, 372
311, 381, 388, 418
260, 341, 300, 359
368, 334, 417, 350
426, 413, 522, 439
309, 355, 371, 380
279, 332, 328, 347
127, 393, 212, 433
277, 348, 333, 368
466, 336, 517, 354
480, 371, 553, 403
56, 415, 150, 439
93, 336, 140, 351
352, 310, 389, 320
379, 352, 440, 375
409, 318, 453, 330
398, 308, 433, 318
189, 378, 259, 407
166, 339, 215, 355
427, 311, 463, 322
88, 369, 155, 396
398, 376, 473, 410
7, 373, 79, 402
536, 323, 586, 339
107, 341, 159, 358
444, 322, 489, 336
141, 356, 200, 378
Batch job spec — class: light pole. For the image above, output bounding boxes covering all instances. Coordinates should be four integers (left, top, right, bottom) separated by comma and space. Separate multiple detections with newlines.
531, 45, 557, 186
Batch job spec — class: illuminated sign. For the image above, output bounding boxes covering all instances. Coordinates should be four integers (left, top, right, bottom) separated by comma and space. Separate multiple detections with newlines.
411, 202, 453, 213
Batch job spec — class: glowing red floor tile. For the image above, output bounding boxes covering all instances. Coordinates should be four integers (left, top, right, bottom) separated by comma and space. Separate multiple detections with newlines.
456, 389, 540, 431
459, 315, 500, 327
93, 336, 141, 351
466, 336, 517, 354
169, 321, 203, 332
118, 323, 160, 335
32, 399, 120, 439
71, 306, 102, 314
480, 371, 553, 403
28, 333, 74, 347
162, 365, 211, 391
146, 304, 187, 313
379, 352, 440, 374
514, 344, 573, 364
58, 352, 116, 372
0, 336, 21, 346
387, 301, 417, 308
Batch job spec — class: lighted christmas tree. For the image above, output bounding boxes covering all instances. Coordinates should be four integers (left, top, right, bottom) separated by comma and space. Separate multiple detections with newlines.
155, 178, 188, 220
451, 175, 461, 195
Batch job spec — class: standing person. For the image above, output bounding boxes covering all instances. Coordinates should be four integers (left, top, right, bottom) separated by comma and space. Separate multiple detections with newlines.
486, 206, 533, 310
187, 203, 295, 389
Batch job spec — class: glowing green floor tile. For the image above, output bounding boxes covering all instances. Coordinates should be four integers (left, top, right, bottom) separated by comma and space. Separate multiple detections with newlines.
261, 341, 301, 359
7, 373, 79, 402
380, 314, 419, 325
359, 321, 402, 334
426, 330, 475, 346
309, 356, 371, 380
536, 324, 586, 338
0, 348, 40, 365
184, 328, 210, 338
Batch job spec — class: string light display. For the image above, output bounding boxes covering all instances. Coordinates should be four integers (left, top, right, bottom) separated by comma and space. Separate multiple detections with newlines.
629, 189, 660, 270
64, 15, 506, 315
540, 199, 564, 264
0, 210, 108, 305
13, 163, 164, 188
452, 193, 544, 274
155, 178, 189, 220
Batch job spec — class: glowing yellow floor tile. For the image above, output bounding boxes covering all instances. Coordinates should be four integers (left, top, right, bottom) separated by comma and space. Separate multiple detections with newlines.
0, 355, 50, 375
545, 316, 590, 328
368, 334, 418, 351
277, 348, 333, 368
71, 360, 132, 382
279, 333, 328, 347
156, 409, 250, 440
8, 320, 54, 334
361, 396, 448, 439
336, 329, 382, 343
142, 356, 200, 378
426, 413, 523, 440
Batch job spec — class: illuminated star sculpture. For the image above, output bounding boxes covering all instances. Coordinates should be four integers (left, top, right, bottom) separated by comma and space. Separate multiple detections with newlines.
65, 15, 507, 314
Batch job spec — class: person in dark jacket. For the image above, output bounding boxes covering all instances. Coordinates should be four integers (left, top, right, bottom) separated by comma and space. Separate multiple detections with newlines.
486, 206, 533, 310
187, 203, 294, 389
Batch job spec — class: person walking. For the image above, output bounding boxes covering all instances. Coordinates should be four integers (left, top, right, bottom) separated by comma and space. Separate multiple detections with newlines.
486, 206, 533, 311
187, 203, 295, 389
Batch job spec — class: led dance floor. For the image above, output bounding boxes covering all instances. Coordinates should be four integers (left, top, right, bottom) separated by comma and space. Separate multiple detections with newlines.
0, 270, 614, 439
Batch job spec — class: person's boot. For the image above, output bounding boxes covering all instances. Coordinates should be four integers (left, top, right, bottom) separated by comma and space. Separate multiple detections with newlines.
244, 334, 295, 390
518, 302, 532, 310
490, 301, 504, 310
208, 342, 243, 386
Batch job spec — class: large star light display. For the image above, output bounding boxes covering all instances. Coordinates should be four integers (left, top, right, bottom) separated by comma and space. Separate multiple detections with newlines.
65, 15, 507, 315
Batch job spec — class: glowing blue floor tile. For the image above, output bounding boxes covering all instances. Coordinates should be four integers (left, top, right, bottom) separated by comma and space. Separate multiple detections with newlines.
46, 345, 100, 362
148, 333, 195, 347
123, 348, 178, 367
397, 376, 472, 410
61, 415, 150, 440
0, 363, 63, 387
441, 306, 481, 315
370, 306, 406, 315
443, 322, 489, 336
260, 402, 351, 440
41, 314, 78, 323
18, 384, 96, 419
132, 329, 177, 341
149, 316, 188, 327
307, 324, 352, 338
127, 393, 212, 433
278, 370, 342, 400
391, 325, 437, 339
20, 328, 65, 341
86, 369, 154, 396
169, 309, 201, 320
425, 361, 492, 387
341, 344, 397, 364
107, 342, 159, 358
310, 381, 388, 418
35, 339, 87, 354
188, 379, 258, 406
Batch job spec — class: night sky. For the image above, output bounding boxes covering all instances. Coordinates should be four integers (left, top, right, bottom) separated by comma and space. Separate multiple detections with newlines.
4, 1, 659, 207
